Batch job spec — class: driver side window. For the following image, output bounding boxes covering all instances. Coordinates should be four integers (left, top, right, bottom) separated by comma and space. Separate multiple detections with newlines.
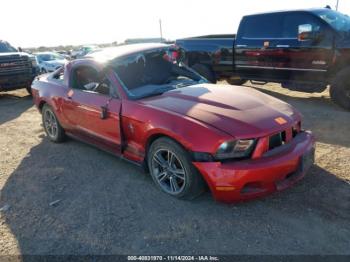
71, 65, 111, 96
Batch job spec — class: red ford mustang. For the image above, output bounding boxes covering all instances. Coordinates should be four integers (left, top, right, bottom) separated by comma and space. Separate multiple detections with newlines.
32, 43, 315, 202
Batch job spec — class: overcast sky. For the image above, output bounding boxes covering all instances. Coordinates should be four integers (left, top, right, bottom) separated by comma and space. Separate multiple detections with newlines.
1, 0, 350, 48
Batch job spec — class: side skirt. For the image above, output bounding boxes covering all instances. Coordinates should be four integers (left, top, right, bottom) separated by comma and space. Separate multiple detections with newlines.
65, 132, 148, 172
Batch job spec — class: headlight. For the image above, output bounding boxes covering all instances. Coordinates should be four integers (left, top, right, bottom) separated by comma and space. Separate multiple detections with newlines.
30, 57, 38, 67
215, 139, 256, 160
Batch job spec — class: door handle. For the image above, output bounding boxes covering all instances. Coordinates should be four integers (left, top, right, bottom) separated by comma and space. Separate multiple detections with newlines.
276, 45, 290, 48
236, 45, 247, 48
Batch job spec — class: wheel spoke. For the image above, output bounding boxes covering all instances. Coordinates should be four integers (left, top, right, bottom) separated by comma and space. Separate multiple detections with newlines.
157, 171, 168, 182
153, 153, 166, 167
52, 126, 57, 136
170, 177, 180, 192
172, 168, 185, 175
172, 170, 185, 180
168, 151, 175, 166
45, 112, 51, 124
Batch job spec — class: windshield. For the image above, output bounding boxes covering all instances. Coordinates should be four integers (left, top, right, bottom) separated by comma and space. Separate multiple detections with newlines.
111, 49, 207, 99
0, 41, 17, 53
313, 9, 350, 32
37, 53, 64, 62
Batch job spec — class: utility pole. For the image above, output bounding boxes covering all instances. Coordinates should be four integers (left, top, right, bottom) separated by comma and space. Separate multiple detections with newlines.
159, 19, 163, 42
336, 0, 339, 11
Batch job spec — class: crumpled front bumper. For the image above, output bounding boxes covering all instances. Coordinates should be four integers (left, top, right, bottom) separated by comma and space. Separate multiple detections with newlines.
193, 131, 315, 203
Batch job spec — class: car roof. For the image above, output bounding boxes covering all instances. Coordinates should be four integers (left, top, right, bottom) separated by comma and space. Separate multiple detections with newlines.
244, 7, 330, 17
86, 43, 170, 62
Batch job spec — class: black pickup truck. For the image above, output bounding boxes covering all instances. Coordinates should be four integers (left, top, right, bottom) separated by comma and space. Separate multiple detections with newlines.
0, 40, 39, 94
176, 8, 350, 110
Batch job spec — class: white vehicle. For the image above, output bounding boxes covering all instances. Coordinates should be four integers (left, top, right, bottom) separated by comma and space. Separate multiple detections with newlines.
71, 45, 99, 59
35, 52, 67, 73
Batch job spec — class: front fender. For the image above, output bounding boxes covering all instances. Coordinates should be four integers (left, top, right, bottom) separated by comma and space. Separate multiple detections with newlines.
121, 100, 232, 163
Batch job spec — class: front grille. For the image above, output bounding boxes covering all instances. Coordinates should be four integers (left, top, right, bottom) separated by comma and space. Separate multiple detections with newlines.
0, 55, 32, 76
268, 122, 301, 151
269, 131, 286, 150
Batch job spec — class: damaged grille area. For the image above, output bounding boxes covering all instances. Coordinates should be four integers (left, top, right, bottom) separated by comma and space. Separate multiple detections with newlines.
268, 122, 301, 151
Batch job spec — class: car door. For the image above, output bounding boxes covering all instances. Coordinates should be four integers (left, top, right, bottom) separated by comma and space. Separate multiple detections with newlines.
235, 13, 286, 82
64, 63, 122, 155
278, 12, 334, 84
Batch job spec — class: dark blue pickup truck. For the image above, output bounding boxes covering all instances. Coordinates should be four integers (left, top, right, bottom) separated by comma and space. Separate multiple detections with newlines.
176, 8, 350, 110
0, 40, 39, 94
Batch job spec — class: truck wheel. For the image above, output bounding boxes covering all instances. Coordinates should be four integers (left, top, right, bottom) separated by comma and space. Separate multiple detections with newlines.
147, 137, 206, 200
26, 85, 32, 95
192, 64, 216, 83
330, 68, 350, 110
226, 77, 246, 86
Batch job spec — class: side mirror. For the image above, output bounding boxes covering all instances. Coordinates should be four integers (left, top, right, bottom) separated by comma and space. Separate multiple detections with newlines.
18, 47, 23, 52
298, 24, 315, 41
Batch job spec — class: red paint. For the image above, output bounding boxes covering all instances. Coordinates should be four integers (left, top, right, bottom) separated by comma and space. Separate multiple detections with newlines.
31, 45, 315, 202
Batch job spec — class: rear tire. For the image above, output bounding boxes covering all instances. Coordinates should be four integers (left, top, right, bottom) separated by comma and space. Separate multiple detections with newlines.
147, 137, 206, 200
330, 68, 350, 110
192, 64, 216, 83
42, 104, 66, 143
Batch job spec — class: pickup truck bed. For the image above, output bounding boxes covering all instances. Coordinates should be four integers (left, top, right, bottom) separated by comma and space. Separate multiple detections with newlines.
176, 35, 239, 83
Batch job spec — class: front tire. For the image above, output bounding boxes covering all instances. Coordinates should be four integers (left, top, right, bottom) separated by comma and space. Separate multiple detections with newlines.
42, 104, 66, 143
330, 68, 350, 110
147, 137, 205, 200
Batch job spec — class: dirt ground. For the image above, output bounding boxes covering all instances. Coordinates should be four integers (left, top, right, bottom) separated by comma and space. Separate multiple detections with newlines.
0, 83, 349, 255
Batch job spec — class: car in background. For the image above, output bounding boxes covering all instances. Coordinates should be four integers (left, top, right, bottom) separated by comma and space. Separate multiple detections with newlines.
0, 40, 39, 94
31, 43, 315, 203
55, 50, 71, 60
71, 45, 99, 59
176, 7, 350, 110
35, 52, 67, 73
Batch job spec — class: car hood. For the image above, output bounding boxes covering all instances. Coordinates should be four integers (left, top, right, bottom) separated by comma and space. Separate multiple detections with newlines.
140, 84, 300, 138
0, 52, 31, 58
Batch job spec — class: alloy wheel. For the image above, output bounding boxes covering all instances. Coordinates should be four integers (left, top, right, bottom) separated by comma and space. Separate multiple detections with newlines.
44, 110, 58, 139
151, 149, 186, 195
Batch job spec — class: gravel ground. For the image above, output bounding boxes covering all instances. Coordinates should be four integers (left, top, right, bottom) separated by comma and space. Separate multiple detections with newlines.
0, 84, 349, 255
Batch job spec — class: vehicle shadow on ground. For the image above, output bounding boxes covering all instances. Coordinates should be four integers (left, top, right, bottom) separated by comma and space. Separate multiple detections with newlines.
245, 84, 350, 148
1, 137, 349, 255
0, 91, 33, 125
